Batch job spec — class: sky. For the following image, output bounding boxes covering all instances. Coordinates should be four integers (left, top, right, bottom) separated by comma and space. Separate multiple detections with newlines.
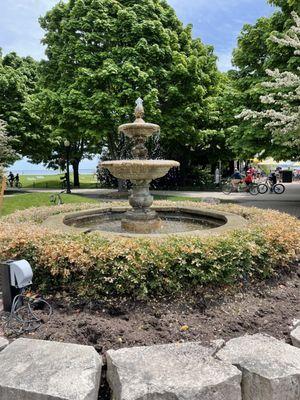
1, 0, 274, 172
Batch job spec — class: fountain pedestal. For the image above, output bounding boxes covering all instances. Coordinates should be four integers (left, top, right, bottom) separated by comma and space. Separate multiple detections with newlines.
122, 179, 162, 233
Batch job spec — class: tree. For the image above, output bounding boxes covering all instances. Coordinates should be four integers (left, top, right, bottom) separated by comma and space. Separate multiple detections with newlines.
38, 0, 219, 186
0, 52, 40, 155
227, 0, 300, 160
0, 120, 18, 174
238, 12, 300, 157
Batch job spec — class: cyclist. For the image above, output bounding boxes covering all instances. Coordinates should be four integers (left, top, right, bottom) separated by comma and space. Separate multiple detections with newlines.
268, 172, 277, 192
244, 171, 253, 191
231, 168, 243, 191
14, 173, 20, 187
8, 171, 14, 187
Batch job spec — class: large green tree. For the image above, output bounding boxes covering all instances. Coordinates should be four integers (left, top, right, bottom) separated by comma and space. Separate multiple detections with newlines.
38, 0, 219, 186
0, 120, 18, 173
0, 52, 40, 156
227, 0, 300, 160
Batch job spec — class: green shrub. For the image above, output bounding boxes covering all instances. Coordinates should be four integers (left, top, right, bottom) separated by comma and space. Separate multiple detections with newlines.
0, 201, 299, 299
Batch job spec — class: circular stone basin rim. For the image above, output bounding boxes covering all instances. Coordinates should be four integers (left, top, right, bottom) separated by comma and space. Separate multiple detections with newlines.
43, 206, 248, 239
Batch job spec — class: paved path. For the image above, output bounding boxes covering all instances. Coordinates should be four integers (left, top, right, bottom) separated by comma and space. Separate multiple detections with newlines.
6, 183, 300, 217
154, 183, 300, 217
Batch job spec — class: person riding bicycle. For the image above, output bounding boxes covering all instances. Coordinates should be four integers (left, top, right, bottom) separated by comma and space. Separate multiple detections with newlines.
14, 173, 20, 187
244, 171, 253, 191
268, 172, 277, 192
8, 171, 14, 187
231, 168, 243, 190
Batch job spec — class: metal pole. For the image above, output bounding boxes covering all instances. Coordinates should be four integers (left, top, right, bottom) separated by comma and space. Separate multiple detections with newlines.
0, 262, 18, 312
66, 145, 71, 194
0, 175, 6, 212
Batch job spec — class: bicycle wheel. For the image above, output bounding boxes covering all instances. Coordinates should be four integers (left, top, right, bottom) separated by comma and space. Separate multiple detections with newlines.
258, 184, 268, 194
273, 184, 285, 194
221, 183, 233, 195
249, 185, 259, 196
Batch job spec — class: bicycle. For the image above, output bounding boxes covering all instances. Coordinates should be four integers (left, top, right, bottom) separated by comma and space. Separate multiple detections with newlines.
221, 180, 259, 195
6, 179, 22, 189
257, 179, 285, 195
50, 193, 64, 205
14, 181, 22, 189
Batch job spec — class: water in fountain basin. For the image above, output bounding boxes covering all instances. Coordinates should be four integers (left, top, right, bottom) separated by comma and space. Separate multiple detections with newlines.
71, 211, 222, 234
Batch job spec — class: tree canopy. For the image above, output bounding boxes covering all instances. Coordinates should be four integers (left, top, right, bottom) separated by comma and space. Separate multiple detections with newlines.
227, 1, 300, 160
0, 120, 18, 172
0, 52, 40, 156
37, 0, 219, 185
239, 12, 300, 156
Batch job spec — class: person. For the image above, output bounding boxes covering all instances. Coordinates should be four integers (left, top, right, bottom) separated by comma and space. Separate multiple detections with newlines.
231, 168, 243, 190
275, 167, 283, 183
14, 173, 20, 187
244, 171, 253, 191
268, 171, 277, 192
214, 167, 221, 186
8, 171, 14, 187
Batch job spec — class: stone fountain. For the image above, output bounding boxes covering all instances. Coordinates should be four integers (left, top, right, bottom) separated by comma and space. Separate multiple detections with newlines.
101, 99, 180, 233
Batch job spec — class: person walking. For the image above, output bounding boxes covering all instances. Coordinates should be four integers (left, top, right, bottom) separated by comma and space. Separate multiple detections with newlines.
214, 167, 221, 186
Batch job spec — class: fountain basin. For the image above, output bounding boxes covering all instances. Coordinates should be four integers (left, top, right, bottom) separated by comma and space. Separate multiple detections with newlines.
118, 121, 160, 139
101, 160, 180, 181
42, 205, 248, 239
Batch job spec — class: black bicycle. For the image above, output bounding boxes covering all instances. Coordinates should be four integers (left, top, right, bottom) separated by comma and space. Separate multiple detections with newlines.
258, 179, 285, 195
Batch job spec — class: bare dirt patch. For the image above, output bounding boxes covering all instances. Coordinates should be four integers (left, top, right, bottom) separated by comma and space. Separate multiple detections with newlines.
1, 267, 299, 355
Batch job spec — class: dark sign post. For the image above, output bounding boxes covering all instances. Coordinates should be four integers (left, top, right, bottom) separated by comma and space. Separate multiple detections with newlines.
0, 261, 18, 312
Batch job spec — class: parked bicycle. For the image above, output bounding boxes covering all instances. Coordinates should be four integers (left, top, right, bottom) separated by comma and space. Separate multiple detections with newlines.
257, 179, 285, 195
221, 180, 259, 195
49, 193, 64, 205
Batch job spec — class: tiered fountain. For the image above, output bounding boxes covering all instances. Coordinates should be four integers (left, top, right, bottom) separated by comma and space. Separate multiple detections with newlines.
48, 99, 244, 238
101, 99, 180, 234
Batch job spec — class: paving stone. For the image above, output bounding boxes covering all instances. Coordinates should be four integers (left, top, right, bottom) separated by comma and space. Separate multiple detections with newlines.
291, 326, 300, 348
0, 336, 9, 351
107, 342, 242, 400
217, 333, 300, 400
0, 338, 102, 400
291, 318, 300, 329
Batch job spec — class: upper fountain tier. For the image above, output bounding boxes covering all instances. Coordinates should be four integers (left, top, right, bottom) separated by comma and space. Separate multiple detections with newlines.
118, 98, 160, 143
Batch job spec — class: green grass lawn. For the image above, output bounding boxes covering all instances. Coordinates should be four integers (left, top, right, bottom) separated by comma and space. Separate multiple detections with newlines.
18, 174, 98, 189
0, 192, 203, 216
1, 193, 99, 216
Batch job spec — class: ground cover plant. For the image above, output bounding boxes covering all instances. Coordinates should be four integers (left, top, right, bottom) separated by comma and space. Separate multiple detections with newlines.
0, 201, 298, 300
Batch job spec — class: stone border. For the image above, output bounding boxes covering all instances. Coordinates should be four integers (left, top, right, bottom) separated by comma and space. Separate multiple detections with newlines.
42, 205, 248, 239
1, 318, 300, 399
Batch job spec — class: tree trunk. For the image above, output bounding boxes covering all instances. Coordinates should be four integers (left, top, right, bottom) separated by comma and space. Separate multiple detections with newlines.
72, 159, 80, 188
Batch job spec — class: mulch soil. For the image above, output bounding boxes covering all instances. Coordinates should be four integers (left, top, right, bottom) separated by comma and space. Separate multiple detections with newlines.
1, 267, 299, 353
0, 266, 299, 400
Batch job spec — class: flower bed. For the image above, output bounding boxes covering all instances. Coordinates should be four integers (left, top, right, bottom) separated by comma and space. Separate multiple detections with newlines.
0, 201, 299, 299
